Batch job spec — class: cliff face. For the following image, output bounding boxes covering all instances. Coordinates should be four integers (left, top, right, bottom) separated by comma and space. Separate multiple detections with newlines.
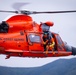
0, 58, 76, 75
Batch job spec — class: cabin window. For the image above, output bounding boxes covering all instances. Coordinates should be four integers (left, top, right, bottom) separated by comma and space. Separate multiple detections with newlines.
28, 34, 41, 43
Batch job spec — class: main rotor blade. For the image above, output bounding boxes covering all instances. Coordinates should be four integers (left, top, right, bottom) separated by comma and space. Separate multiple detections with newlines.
30, 10, 76, 14
0, 10, 18, 13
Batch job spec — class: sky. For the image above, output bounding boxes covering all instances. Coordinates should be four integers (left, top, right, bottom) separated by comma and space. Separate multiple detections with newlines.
0, 0, 76, 67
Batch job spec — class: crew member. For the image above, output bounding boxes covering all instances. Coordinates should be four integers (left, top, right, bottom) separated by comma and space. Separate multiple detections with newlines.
40, 21, 55, 54
43, 31, 55, 54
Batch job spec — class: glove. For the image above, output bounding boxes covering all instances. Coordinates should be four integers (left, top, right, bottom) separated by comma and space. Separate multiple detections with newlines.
43, 42, 46, 45
49, 42, 55, 48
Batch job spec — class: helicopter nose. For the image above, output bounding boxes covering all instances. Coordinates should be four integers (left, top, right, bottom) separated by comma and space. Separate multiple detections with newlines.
72, 47, 76, 55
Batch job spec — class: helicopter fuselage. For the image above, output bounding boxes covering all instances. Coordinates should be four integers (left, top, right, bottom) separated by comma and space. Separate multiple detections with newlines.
0, 14, 75, 59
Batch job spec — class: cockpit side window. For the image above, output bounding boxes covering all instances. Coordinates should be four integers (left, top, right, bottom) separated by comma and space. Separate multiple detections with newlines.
56, 35, 63, 45
56, 35, 65, 50
28, 34, 41, 43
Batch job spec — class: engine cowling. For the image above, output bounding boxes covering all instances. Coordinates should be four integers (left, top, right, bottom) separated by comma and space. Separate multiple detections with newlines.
6, 14, 33, 32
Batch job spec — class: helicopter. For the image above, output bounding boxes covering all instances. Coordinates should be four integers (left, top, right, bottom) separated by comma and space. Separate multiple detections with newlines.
0, 9, 76, 59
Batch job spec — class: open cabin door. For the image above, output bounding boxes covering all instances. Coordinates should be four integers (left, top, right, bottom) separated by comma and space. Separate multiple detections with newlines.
27, 34, 44, 51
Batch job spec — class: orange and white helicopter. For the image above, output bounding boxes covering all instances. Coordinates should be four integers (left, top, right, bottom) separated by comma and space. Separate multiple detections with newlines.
0, 8, 76, 59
